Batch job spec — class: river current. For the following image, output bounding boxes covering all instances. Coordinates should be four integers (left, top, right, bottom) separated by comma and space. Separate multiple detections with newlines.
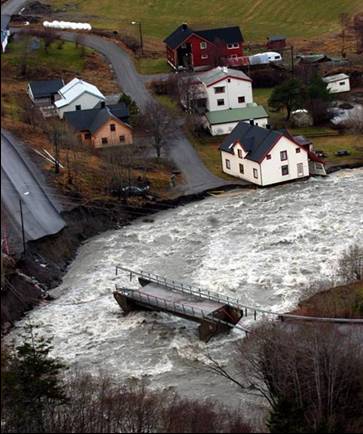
6, 169, 363, 424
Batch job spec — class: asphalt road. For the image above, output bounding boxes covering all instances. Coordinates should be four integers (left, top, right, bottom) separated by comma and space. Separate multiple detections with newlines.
1, 0, 28, 16
1, 130, 66, 244
58, 32, 246, 194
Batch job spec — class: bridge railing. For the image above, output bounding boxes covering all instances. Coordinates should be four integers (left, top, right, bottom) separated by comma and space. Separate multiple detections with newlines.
115, 266, 363, 325
115, 286, 249, 334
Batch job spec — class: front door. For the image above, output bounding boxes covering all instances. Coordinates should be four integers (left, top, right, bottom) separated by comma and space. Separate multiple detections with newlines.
297, 163, 304, 177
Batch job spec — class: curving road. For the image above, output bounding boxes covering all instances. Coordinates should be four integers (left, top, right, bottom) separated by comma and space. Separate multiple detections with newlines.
58, 31, 247, 194
1, 130, 66, 244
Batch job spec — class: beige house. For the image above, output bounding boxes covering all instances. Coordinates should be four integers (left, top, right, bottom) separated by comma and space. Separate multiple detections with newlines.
64, 105, 133, 148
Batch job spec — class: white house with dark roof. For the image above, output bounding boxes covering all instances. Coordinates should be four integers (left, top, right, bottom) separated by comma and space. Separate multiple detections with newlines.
55, 78, 105, 118
219, 122, 312, 186
322, 73, 350, 94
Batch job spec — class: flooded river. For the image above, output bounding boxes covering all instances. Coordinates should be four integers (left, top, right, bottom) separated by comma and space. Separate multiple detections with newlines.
6, 169, 363, 425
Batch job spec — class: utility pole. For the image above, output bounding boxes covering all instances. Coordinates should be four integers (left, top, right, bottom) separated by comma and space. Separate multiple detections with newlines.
132, 21, 144, 55
19, 199, 26, 254
291, 45, 295, 76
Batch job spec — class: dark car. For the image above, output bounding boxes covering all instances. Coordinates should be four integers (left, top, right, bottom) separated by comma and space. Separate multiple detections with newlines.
335, 150, 351, 157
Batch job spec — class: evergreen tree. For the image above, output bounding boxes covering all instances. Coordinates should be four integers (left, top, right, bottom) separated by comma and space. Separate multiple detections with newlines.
268, 78, 306, 120
1, 324, 67, 433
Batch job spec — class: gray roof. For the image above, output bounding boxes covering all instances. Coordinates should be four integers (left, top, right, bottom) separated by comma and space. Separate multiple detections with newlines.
219, 121, 282, 163
268, 35, 286, 42
1, 15, 11, 31
28, 79, 64, 98
64, 104, 130, 134
197, 66, 251, 86
322, 73, 349, 83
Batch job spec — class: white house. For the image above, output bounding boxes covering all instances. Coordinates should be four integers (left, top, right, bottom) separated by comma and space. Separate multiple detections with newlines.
219, 121, 312, 186
205, 103, 268, 135
322, 73, 350, 94
197, 66, 253, 111
55, 78, 105, 118
1, 15, 11, 53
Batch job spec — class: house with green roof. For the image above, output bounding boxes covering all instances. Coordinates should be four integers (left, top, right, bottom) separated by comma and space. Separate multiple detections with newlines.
179, 66, 269, 135
205, 103, 268, 135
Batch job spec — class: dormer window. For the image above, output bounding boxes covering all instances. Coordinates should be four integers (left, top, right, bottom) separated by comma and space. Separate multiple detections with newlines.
237, 149, 243, 158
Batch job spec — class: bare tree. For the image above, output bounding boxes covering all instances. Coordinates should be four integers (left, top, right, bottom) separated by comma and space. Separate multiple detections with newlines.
204, 323, 363, 433
338, 243, 363, 281
353, 13, 363, 54
137, 101, 175, 158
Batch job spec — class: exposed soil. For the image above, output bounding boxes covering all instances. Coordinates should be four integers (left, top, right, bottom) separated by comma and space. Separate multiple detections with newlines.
291, 280, 363, 319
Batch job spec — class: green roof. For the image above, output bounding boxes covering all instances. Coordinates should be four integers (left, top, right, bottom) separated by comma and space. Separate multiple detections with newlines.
206, 105, 268, 125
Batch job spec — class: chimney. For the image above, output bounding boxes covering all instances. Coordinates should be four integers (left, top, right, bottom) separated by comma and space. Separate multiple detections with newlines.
223, 66, 228, 73
181, 23, 188, 31
266, 124, 271, 129
249, 119, 254, 125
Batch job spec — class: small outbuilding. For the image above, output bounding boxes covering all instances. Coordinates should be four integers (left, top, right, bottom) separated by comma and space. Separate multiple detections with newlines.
322, 73, 350, 94
266, 35, 286, 50
27, 79, 65, 104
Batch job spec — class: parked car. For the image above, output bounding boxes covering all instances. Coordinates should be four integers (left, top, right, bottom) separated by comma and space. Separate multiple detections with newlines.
335, 150, 351, 157
121, 184, 150, 196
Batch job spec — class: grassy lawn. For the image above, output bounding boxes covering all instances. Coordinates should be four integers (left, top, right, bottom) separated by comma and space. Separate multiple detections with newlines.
52, 0, 363, 43
310, 134, 363, 166
135, 57, 171, 75
4, 37, 91, 74
186, 130, 237, 180
153, 94, 184, 116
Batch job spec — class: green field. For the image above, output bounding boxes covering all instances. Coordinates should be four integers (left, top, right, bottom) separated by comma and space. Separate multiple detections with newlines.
3, 36, 92, 73
52, 0, 363, 42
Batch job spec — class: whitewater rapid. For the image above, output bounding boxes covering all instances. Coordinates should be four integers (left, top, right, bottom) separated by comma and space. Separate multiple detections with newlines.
6, 169, 363, 417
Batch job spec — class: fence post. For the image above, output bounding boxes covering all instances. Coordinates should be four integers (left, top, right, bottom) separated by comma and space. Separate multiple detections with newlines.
254, 310, 257, 320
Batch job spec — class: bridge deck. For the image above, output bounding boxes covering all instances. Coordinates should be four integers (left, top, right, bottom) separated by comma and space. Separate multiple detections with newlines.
138, 283, 225, 316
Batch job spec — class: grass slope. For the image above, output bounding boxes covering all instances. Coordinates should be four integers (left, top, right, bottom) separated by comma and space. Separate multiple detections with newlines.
52, 0, 363, 41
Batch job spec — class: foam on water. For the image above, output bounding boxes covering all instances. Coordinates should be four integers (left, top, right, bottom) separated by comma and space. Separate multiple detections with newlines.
6, 169, 363, 410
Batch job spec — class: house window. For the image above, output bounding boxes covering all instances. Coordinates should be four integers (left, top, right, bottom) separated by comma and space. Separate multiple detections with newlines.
296, 148, 301, 153
266, 154, 271, 160
84, 132, 91, 140
227, 43, 239, 49
101, 137, 108, 144
237, 149, 243, 159
200, 41, 207, 49
239, 163, 244, 174
281, 165, 289, 176
339, 82, 345, 85
217, 98, 225, 106
225, 159, 231, 169
119, 135, 125, 143
280, 150, 288, 161
201, 54, 208, 59
75, 104, 81, 111
110, 124, 116, 132
253, 168, 258, 179
238, 96, 245, 104
214, 86, 225, 94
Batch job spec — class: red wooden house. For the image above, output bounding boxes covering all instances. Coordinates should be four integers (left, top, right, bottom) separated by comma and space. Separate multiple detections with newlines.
163, 23, 244, 70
